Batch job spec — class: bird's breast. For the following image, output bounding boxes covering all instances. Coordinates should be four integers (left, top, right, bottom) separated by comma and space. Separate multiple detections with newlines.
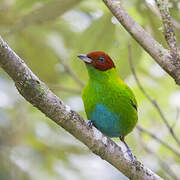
90, 104, 121, 137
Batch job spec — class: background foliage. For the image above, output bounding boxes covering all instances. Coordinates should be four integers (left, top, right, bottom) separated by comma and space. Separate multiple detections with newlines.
0, 0, 180, 179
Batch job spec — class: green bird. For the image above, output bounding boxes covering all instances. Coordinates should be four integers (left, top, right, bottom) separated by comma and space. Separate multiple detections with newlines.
77, 51, 138, 161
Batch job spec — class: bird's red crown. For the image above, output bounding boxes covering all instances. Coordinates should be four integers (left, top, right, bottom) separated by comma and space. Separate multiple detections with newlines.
87, 51, 115, 71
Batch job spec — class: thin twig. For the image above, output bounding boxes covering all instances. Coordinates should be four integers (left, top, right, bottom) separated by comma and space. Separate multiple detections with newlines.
171, 107, 180, 129
155, 0, 179, 55
59, 58, 84, 88
48, 84, 81, 94
136, 125, 180, 157
48, 42, 84, 88
128, 42, 180, 147
137, 130, 179, 180
2, 0, 82, 37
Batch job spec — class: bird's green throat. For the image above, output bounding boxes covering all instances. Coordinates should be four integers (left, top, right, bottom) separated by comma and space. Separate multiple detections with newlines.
85, 64, 119, 83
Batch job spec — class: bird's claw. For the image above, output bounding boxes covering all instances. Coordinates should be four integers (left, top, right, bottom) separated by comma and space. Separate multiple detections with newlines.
87, 120, 93, 129
126, 148, 136, 162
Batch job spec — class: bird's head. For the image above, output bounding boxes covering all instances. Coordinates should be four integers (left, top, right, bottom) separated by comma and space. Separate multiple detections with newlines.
77, 51, 115, 71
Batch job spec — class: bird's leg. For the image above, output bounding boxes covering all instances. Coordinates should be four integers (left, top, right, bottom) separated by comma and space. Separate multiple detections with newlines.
87, 120, 93, 129
119, 136, 135, 162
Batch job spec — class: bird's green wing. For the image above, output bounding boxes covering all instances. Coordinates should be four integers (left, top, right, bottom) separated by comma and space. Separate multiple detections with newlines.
123, 84, 138, 111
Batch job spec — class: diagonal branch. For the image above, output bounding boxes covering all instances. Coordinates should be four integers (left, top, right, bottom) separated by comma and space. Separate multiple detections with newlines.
48, 84, 81, 94
137, 130, 179, 180
145, 0, 180, 30
136, 125, 180, 157
102, 0, 180, 85
155, 0, 179, 55
3, 0, 82, 36
57, 57, 84, 88
0, 37, 163, 180
128, 41, 180, 147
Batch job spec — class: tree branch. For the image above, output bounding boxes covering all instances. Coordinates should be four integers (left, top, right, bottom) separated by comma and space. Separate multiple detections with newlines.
48, 84, 81, 94
145, 0, 180, 30
57, 57, 84, 88
102, 0, 180, 85
136, 125, 180, 157
3, 0, 82, 36
155, 0, 179, 55
0, 36, 163, 180
128, 41, 180, 147
137, 130, 179, 180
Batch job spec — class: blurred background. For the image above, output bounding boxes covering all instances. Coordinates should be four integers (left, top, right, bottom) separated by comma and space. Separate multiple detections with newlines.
0, 0, 180, 179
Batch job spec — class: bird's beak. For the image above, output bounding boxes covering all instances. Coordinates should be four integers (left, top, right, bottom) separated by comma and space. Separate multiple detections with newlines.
77, 54, 92, 64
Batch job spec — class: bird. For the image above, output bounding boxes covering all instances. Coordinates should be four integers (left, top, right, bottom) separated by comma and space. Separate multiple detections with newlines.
77, 51, 138, 161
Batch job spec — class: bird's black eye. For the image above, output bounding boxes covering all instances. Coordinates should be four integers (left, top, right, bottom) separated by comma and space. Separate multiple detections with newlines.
99, 56, 105, 62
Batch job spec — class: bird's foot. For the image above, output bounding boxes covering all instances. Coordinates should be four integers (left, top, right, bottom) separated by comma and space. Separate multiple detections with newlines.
87, 120, 93, 129
126, 147, 136, 162
119, 136, 136, 162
